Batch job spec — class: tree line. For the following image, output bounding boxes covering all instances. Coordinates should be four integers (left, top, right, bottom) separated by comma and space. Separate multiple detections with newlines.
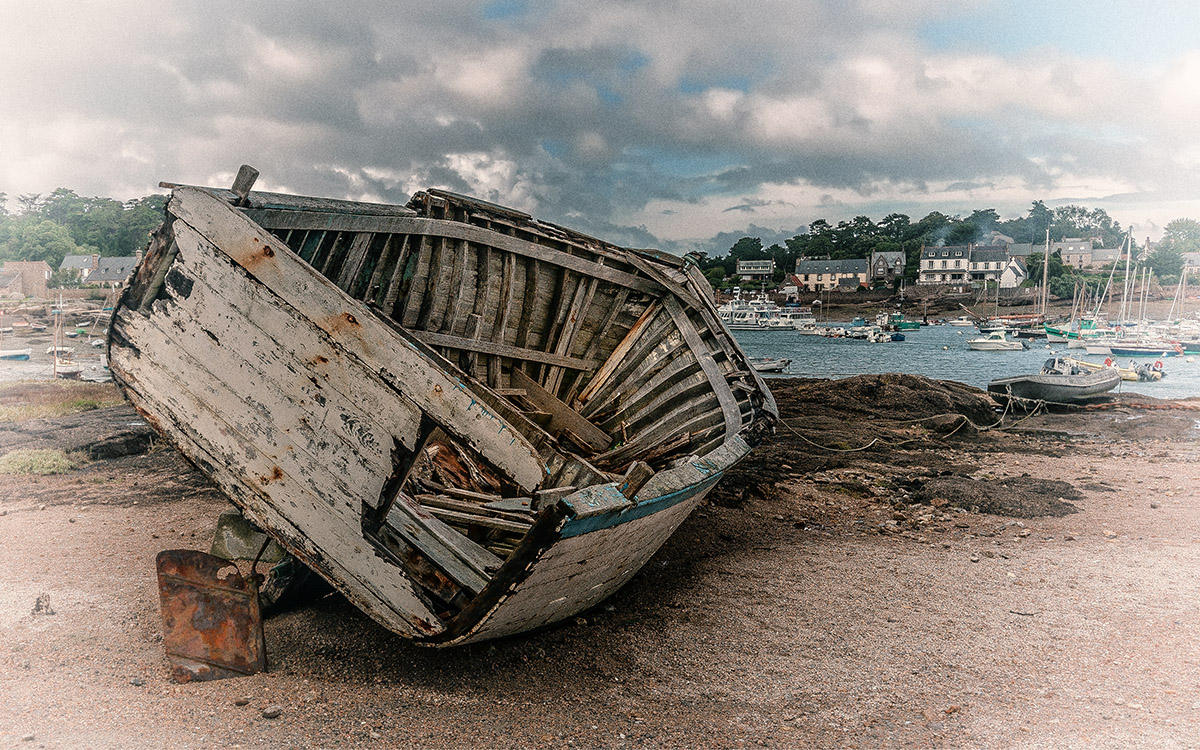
696, 201, 1199, 291
0, 188, 166, 282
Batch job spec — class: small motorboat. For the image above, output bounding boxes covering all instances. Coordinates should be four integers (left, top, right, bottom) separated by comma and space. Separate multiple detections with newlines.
748, 356, 792, 373
967, 331, 1028, 351
948, 315, 976, 327
988, 358, 1121, 403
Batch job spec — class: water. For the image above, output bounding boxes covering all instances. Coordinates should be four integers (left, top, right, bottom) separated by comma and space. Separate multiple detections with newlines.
733, 323, 1200, 400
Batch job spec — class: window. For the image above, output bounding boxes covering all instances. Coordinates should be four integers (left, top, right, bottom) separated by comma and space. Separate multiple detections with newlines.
941, 260, 947, 269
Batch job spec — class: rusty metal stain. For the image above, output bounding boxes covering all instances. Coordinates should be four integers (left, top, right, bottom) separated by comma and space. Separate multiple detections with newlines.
156, 549, 266, 683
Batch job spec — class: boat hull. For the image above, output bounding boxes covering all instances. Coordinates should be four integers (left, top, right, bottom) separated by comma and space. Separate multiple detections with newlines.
109, 182, 775, 644
988, 369, 1121, 402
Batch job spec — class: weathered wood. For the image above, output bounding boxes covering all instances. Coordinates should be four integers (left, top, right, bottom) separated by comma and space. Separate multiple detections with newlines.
510, 368, 612, 452
575, 301, 659, 407
564, 287, 630, 405
335, 232, 375, 292
544, 275, 597, 394
410, 330, 597, 371
488, 252, 517, 387
462, 313, 482, 374
384, 494, 500, 593
416, 494, 534, 524
244, 211, 661, 294
514, 257, 540, 353
169, 187, 548, 491
230, 165, 259, 206
110, 333, 441, 637
400, 234, 432, 327
618, 461, 654, 500
662, 296, 742, 442
420, 505, 533, 534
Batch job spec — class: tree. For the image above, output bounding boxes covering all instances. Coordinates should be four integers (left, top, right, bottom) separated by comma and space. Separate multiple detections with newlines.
0, 217, 92, 267
1026, 251, 1066, 286
879, 212, 910, 240
945, 221, 978, 245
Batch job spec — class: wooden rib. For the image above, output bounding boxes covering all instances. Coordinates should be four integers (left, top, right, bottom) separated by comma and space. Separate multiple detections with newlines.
336, 232, 374, 292
514, 257, 540, 353
410, 331, 596, 370
563, 287, 630, 405
487, 252, 517, 387
576, 307, 677, 417
401, 235, 435, 327
426, 237, 453, 333
543, 275, 597, 395
662, 296, 742, 441
363, 234, 399, 303
574, 300, 659, 407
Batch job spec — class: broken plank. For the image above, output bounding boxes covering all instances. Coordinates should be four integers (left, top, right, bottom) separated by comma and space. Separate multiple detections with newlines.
510, 368, 612, 452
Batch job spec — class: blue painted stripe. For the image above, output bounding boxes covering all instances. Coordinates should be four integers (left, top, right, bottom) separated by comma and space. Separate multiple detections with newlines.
558, 471, 725, 538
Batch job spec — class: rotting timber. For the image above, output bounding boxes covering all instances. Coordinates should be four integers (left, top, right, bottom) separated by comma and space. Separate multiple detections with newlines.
108, 167, 777, 645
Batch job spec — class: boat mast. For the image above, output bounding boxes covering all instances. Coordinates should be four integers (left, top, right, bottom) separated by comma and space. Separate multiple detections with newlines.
1118, 233, 1134, 328
1040, 228, 1051, 317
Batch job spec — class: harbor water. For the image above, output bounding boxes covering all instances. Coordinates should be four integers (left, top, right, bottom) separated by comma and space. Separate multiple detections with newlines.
733, 323, 1200, 400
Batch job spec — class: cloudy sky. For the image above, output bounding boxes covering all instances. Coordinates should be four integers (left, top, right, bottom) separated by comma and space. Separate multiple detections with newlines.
3, 1, 1198, 253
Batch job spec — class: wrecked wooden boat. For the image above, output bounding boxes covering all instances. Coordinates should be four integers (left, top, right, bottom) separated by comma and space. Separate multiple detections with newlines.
109, 167, 776, 645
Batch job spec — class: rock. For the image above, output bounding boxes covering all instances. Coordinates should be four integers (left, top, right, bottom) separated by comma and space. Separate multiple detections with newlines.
1017, 529, 1031, 538
261, 705, 283, 719
21, 734, 34, 742
130, 677, 145, 687
234, 698, 250, 706
1064, 535, 1076, 541
1150, 502, 1160, 509
1103, 529, 1118, 539
970, 555, 981, 563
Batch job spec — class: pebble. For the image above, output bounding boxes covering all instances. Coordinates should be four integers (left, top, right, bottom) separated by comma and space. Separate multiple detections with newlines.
970, 555, 981, 563
1017, 529, 1031, 538
262, 705, 283, 719
1103, 529, 1118, 539
130, 677, 145, 686
234, 698, 250, 706
21, 734, 34, 742
1150, 502, 1160, 509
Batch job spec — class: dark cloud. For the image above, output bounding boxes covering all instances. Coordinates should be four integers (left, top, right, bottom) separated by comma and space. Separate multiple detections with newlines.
1, 1, 1194, 246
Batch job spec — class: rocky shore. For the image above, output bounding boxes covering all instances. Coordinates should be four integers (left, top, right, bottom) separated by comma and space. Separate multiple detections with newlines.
2, 376, 1199, 748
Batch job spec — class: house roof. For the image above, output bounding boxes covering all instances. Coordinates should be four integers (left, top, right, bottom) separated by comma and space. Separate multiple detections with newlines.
871, 251, 905, 265
1090, 247, 1121, 263
1006, 243, 1034, 256
59, 254, 96, 271
88, 256, 139, 283
1007, 257, 1028, 273
795, 258, 868, 274
921, 245, 969, 259
971, 247, 1008, 263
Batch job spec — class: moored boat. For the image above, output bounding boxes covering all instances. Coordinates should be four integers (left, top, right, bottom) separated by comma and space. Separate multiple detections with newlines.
748, 356, 791, 373
988, 358, 1121, 403
0, 348, 32, 361
967, 331, 1027, 351
108, 168, 777, 645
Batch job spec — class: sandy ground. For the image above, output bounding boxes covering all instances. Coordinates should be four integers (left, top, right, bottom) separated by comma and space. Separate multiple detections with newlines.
2, 380, 1200, 749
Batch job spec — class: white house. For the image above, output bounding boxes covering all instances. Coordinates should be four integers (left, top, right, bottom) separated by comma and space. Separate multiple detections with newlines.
999, 257, 1028, 289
